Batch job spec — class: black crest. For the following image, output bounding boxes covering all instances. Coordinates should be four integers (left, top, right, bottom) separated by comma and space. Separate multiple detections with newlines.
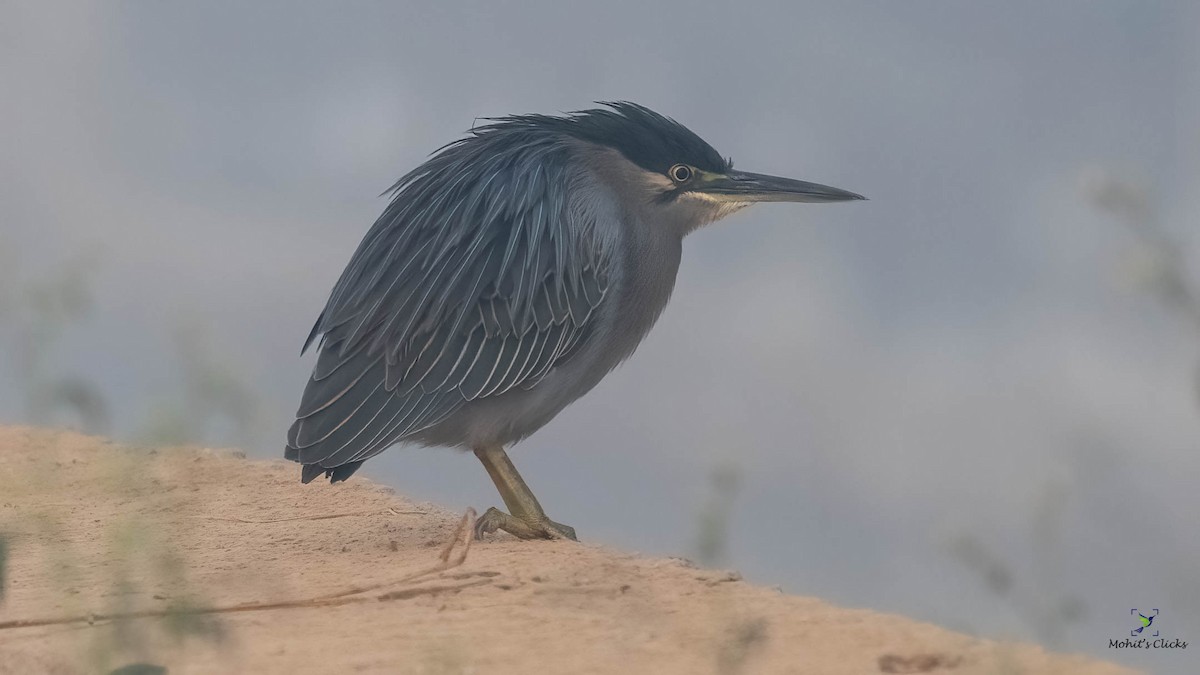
474, 101, 731, 175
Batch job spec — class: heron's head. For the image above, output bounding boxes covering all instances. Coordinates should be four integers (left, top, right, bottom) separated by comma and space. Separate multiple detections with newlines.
551, 102, 865, 233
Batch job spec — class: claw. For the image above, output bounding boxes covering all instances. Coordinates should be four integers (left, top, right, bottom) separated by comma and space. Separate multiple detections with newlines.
473, 506, 578, 541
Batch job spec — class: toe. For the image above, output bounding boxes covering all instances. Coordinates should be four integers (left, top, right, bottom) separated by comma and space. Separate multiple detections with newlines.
473, 507, 504, 539
547, 521, 578, 541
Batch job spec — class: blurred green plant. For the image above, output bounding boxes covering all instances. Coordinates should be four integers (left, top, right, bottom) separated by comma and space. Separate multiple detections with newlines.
716, 616, 768, 675
139, 319, 264, 449
691, 460, 769, 674
0, 238, 256, 670
1078, 166, 1200, 640
947, 167, 1200, 650
0, 532, 8, 604
945, 479, 1086, 649
0, 439, 226, 672
0, 241, 110, 433
86, 510, 226, 671
1081, 167, 1200, 404
693, 460, 742, 567
0, 236, 264, 450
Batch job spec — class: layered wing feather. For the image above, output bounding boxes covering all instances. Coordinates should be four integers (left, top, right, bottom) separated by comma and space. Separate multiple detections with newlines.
286, 131, 613, 478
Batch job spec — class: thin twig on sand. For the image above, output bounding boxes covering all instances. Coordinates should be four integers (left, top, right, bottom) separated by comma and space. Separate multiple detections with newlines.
187, 506, 423, 524
0, 508, 481, 632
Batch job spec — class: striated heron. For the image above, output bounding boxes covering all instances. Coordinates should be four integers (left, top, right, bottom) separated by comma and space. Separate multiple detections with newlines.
286, 102, 863, 540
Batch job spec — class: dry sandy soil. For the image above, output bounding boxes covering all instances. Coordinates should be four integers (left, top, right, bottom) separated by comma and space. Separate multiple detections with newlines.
0, 426, 1133, 674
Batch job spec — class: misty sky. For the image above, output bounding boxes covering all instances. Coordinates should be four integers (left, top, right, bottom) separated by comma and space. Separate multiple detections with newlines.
2, 2, 1198, 669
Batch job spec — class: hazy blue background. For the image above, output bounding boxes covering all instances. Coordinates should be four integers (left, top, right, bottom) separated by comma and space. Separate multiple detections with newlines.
3, 2, 1198, 670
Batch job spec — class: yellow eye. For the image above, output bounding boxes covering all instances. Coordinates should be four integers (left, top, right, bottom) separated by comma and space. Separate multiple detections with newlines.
669, 164, 693, 183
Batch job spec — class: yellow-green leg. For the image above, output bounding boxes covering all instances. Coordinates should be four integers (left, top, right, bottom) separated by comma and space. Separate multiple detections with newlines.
472, 446, 577, 541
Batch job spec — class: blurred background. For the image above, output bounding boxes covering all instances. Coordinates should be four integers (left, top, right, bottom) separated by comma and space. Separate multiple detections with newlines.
2, 1, 1197, 670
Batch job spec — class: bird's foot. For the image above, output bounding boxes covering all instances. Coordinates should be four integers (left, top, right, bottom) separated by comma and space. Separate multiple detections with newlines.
473, 507, 577, 541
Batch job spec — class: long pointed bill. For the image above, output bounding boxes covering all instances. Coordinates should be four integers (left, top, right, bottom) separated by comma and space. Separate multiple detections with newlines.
696, 170, 865, 203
